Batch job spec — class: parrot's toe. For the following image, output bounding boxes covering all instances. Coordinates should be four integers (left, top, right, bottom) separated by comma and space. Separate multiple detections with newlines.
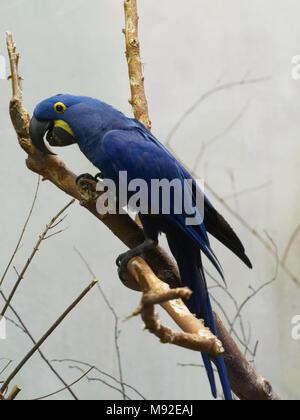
94, 172, 103, 181
116, 249, 140, 283
116, 249, 137, 270
116, 239, 158, 280
76, 173, 97, 184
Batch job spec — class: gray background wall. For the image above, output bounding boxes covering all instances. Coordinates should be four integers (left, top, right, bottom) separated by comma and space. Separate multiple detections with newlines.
0, 0, 299, 400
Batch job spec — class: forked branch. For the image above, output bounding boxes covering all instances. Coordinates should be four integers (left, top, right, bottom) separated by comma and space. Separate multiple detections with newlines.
126, 258, 224, 357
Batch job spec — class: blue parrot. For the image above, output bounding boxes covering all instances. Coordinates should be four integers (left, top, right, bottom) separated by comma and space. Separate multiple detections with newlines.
30, 94, 252, 401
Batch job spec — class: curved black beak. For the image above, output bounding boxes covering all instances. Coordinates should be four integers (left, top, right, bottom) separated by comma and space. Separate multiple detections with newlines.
30, 115, 77, 155
47, 126, 77, 148
29, 115, 56, 155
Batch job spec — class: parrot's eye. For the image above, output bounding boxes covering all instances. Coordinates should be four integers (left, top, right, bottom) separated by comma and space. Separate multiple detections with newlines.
54, 102, 67, 114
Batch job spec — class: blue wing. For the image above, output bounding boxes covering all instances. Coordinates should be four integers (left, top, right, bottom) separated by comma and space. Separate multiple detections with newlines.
98, 128, 223, 277
133, 122, 252, 269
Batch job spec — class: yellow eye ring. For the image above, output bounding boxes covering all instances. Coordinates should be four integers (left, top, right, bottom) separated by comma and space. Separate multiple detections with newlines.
54, 102, 67, 114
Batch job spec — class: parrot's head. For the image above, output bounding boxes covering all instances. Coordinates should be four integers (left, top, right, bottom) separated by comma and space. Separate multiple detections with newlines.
30, 94, 130, 156
29, 94, 82, 155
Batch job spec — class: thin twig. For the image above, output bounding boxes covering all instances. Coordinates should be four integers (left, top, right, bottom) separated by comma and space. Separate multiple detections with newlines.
7, 32, 22, 101
74, 248, 126, 400
192, 100, 250, 171
0, 176, 40, 288
206, 270, 257, 357
165, 77, 271, 147
6, 386, 21, 401
0, 287, 79, 400
0, 279, 98, 394
44, 227, 70, 241
52, 359, 146, 400
221, 181, 272, 201
282, 225, 300, 265
229, 232, 279, 335
1, 200, 75, 317
70, 366, 132, 400
0, 360, 13, 377
33, 367, 94, 401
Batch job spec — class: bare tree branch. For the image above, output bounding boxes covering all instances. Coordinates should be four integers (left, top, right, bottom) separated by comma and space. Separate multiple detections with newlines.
32, 367, 94, 401
69, 366, 132, 400
0, 279, 98, 395
6, 386, 21, 401
282, 225, 300, 265
0, 286, 79, 400
53, 359, 146, 400
125, 257, 224, 356
0, 176, 40, 288
74, 248, 126, 400
0, 360, 13, 377
1, 199, 75, 317
221, 181, 272, 202
123, 0, 151, 130
192, 100, 250, 171
214, 310, 280, 400
165, 77, 271, 147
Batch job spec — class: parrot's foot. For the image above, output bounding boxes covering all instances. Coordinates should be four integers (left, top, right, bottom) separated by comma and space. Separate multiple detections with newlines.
76, 172, 103, 185
76, 172, 103, 205
116, 239, 158, 281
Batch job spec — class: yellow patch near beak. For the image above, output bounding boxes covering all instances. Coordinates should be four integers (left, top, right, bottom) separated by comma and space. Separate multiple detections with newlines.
54, 120, 75, 137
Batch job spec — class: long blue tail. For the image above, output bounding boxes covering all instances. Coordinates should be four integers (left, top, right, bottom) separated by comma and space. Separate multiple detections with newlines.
167, 237, 232, 400
186, 264, 232, 400
202, 296, 232, 401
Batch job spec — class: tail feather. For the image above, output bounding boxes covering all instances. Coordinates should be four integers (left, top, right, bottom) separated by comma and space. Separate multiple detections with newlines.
168, 236, 232, 400
204, 199, 252, 269
215, 356, 232, 401
206, 295, 232, 401
202, 353, 217, 399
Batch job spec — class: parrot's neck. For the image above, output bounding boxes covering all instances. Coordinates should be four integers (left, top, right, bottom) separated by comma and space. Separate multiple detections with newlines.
65, 99, 135, 165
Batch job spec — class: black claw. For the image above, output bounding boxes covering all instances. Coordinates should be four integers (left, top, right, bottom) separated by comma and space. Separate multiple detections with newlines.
95, 172, 103, 181
116, 255, 122, 268
116, 240, 158, 280
116, 250, 138, 281
116, 251, 132, 269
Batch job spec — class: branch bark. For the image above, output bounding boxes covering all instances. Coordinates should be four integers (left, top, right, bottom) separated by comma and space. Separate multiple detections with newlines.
123, 0, 151, 130
214, 311, 280, 400
122, 258, 280, 400
127, 257, 224, 357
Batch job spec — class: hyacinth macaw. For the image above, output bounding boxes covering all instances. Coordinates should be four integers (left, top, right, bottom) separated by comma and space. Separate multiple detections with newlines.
30, 94, 252, 400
